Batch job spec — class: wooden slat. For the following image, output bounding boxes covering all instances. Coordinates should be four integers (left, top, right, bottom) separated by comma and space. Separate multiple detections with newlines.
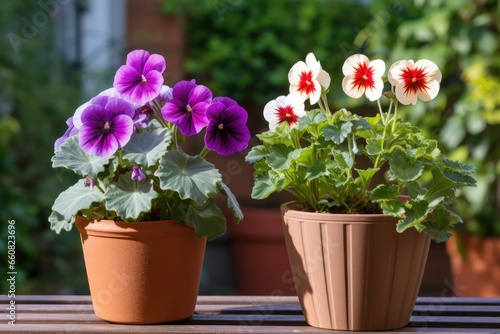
1, 295, 500, 333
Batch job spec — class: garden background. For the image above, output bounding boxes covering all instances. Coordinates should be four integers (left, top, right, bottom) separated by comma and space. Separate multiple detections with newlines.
1, 0, 499, 296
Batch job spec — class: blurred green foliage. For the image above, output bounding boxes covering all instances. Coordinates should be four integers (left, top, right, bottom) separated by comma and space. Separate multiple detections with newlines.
162, 0, 372, 130
164, 0, 499, 236
0, 1, 88, 293
362, 0, 500, 236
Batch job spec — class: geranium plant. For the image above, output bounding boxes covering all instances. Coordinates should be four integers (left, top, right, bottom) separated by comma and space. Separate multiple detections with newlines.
49, 49, 250, 240
246, 53, 476, 242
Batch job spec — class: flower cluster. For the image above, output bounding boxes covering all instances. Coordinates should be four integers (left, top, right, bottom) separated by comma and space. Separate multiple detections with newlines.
50, 49, 250, 240
247, 53, 476, 242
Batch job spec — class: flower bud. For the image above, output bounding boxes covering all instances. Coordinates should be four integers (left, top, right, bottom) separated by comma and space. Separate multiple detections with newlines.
131, 166, 146, 181
83, 176, 94, 189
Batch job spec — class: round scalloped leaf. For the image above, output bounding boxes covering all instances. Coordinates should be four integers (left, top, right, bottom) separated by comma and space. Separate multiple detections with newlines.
155, 150, 221, 205
52, 136, 113, 177
105, 172, 158, 220
50, 178, 105, 231
122, 127, 171, 168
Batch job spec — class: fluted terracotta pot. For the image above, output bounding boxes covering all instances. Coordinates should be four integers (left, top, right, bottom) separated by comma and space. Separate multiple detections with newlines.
281, 202, 431, 331
76, 217, 207, 324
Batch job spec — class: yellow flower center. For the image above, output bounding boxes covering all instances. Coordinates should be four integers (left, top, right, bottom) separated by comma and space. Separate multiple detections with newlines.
141, 75, 147, 83
218, 123, 224, 130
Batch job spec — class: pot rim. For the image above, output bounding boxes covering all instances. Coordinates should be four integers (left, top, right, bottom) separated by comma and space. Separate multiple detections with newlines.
76, 216, 202, 239
281, 201, 400, 223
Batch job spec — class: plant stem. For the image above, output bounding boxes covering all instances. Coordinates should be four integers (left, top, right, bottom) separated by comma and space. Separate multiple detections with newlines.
152, 99, 170, 128
199, 146, 211, 158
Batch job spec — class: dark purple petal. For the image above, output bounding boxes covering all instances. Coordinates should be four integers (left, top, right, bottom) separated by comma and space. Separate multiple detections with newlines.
204, 104, 250, 155
54, 117, 79, 151
212, 96, 238, 108
188, 84, 213, 106
104, 98, 135, 119
172, 80, 197, 103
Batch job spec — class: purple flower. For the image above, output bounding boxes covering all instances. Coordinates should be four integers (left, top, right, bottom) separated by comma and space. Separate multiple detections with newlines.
73, 88, 121, 129
54, 117, 79, 151
83, 176, 94, 189
79, 98, 135, 157
131, 166, 146, 181
155, 85, 173, 105
161, 80, 212, 136
204, 99, 250, 156
113, 49, 166, 105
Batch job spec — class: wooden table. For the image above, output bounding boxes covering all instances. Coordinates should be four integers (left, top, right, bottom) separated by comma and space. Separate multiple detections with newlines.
1, 295, 499, 333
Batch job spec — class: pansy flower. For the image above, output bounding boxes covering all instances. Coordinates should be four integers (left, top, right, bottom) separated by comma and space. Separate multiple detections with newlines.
114, 49, 166, 105
79, 98, 135, 157
342, 54, 385, 101
388, 59, 442, 105
288, 53, 331, 105
161, 80, 212, 136
263, 94, 305, 131
204, 97, 250, 156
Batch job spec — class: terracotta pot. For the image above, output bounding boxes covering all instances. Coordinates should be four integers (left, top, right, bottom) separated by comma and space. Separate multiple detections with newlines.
281, 202, 431, 331
227, 206, 294, 295
446, 234, 500, 297
76, 217, 207, 324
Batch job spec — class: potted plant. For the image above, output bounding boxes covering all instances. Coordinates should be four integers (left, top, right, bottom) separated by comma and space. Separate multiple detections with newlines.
48, 49, 250, 324
246, 53, 477, 330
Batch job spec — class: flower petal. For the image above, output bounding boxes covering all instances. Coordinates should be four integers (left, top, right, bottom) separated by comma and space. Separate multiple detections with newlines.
342, 54, 369, 76
205, 105, 250, 155
342, 74, 365, 99
395, 83, 418, 105
143, 53, 166, 74
126, 49, 150, 72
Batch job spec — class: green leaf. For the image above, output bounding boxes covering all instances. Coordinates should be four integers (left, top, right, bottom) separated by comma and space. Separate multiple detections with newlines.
267, 143, 300, 170
365, 138, 384, 155
355, 168, 380, 189
105, 172, 159, 220
305, 160, 326, 180
424, 206, 463, 243
245, 145, 268, 163
297, 109, 327, 129
333, 150, 354, 169
323, 121, 353, 144
371, 184, 405, 217
217, 181, 243, 223
52, 136, 113, 177
396, 200, 430, 233
185, 198, 226, 240
371, 184, 399, 201
122, 127, 171, 168
440, 157, 477, 187
251, 176, 276, 199
155, 150, 221, 204
388, 147, 424, 182
48, 211, 75, 234
49, 178, 105, 233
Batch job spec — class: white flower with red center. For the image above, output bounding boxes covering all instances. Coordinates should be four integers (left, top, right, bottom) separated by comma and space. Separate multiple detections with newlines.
264, 94, 305, 131
288, 53, 331, 105
388, 59, 442, 105
342, 54, 385, 101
